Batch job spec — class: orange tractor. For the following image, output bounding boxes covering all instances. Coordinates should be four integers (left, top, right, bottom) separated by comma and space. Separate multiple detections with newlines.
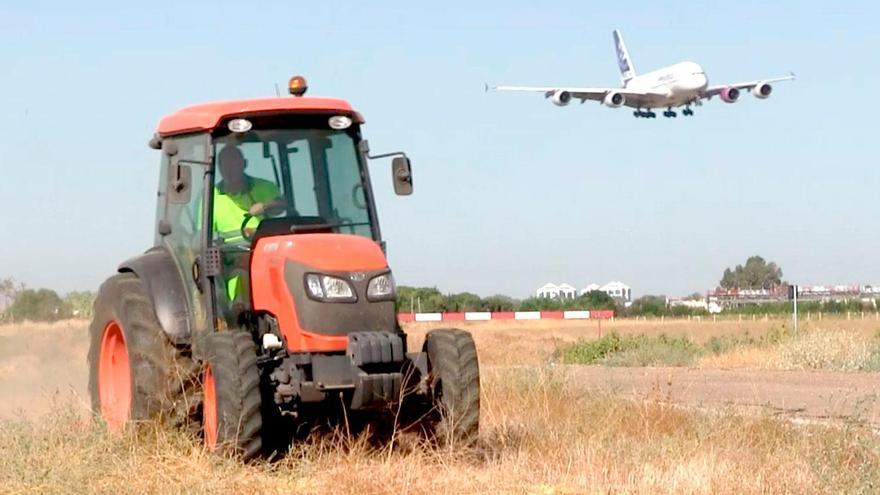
87, 77, 480, 458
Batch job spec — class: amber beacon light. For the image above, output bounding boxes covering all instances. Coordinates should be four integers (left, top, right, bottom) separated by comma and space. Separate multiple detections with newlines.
288, 76, 308, 97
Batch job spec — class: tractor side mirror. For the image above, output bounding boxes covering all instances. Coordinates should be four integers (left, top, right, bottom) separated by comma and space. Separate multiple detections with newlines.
392, 156, 413, 196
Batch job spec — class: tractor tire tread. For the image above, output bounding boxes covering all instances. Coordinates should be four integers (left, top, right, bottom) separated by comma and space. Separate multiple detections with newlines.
88, 273, 197, 428
424, 328, 481, 447
202, 331, 263, 461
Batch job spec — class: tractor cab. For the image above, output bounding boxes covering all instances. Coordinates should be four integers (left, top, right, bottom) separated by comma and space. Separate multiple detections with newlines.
149, 78, 413, 341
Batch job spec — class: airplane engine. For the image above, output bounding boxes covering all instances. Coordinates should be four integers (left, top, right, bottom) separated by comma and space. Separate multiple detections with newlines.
753, 82, 773, 99
720, 87, 740, 103
603, 91, 626, 108
550, 90, 571, 106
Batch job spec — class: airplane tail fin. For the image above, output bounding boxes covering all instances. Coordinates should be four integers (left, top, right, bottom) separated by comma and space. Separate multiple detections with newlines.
613, 29, 636, 85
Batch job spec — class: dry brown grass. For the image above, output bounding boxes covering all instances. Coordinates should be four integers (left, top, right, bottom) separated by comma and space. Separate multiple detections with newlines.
2, 367, 880, 494
3, 318, 880, 493
404, 316, 880, 366
698, 327, 880, 371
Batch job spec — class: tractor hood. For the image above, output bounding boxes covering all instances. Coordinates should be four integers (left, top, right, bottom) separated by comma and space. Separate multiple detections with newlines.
250, 234, 396, 353
255, 233, 388, 272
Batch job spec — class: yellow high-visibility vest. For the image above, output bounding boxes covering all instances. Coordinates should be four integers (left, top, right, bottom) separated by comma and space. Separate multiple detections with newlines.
213, 176, 282, 240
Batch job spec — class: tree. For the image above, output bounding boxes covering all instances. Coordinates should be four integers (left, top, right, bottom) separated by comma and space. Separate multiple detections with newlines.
0, 277, 23, 305
628, 295, 667, 316
0, 277, 25, 322
446, 292, 483, 312
64, 291, 97, 319
580, 290, 617, 310
396, 286, 448, 313
481, 294, 517, 312
719, 256, 783, 290
7, 288, 71, 322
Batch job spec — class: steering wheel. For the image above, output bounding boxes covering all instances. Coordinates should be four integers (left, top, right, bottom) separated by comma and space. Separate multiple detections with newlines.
240, 213, 255, 242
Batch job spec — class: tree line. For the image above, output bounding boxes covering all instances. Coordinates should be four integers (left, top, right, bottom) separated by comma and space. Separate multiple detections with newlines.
1, 254, 873, 323
0, 277, 96, 323
396, 286, 618, 313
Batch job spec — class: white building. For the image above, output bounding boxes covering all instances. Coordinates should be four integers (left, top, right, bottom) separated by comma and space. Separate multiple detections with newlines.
558, 283, 577, 299
540, 280, 633, 302
536, 282, 577, 299
600, 281, 632, 302
536, 283, 560, 299
579, 283, 601, 296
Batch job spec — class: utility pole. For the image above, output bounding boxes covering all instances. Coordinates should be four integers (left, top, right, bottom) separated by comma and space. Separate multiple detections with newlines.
789, 284, 799, 333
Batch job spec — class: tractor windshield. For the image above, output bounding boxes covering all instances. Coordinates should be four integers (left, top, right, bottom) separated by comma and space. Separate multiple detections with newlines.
211, 125, 374, 244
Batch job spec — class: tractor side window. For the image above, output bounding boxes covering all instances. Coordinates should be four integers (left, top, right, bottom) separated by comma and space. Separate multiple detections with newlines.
325, 133, 371, 237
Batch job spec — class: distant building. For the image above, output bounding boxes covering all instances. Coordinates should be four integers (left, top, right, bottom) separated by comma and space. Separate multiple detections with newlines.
558, 283, 577, 299
536, 282, 577, 299
579, 283, 601, 295
600, 281, 632, 303
536, 283, 560, 299
537, 280, 633, 303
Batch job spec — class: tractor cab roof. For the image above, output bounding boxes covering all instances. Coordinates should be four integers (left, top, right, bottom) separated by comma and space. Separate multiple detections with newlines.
157, 96, 364, 137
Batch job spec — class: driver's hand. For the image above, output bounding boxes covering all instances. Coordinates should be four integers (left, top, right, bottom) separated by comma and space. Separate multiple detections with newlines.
243, 227, 256, 237
248, 203, 265, 216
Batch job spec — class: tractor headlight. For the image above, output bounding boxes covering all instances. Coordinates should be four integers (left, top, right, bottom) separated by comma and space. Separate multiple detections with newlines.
304, 274, 356, 302
366, 273, 395, 301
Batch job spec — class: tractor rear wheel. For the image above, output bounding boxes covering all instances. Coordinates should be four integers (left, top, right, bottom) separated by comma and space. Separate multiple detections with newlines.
201, 331, 263, 460
88, 273, 197, 431
424, 328, 481, 446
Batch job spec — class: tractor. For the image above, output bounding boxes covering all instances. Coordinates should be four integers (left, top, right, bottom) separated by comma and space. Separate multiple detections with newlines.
87, 76, 480, 459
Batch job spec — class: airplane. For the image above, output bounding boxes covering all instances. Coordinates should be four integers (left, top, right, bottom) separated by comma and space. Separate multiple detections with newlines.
487, 30, 795, 118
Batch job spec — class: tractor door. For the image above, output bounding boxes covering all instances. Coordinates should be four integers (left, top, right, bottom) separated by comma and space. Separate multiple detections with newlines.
157, 133, 212, 336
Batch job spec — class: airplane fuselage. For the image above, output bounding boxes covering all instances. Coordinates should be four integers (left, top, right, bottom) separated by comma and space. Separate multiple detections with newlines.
624, 61, 709, 109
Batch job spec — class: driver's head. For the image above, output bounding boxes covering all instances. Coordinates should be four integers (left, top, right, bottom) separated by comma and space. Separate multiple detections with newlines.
218, 145, 246, 183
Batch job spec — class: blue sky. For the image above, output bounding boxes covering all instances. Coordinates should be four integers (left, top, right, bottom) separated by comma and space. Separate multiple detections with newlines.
0, 1, 877, 298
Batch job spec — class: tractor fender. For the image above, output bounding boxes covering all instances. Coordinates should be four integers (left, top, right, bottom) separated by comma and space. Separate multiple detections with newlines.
118, 247, 191, 344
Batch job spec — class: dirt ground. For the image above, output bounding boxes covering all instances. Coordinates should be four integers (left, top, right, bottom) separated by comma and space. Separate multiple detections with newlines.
0, 321, 90, 419
2, 318, 880, 425
555, 366, 880, 426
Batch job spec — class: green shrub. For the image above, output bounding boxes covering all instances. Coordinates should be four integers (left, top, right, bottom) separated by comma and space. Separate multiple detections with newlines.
560, 333, 701, 366
560, 327, 796, 367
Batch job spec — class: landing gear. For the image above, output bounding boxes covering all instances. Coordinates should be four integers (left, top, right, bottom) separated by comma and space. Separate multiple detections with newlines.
681, 102, 695, 116
633, 108, 656, 119
663, 108, 677, 118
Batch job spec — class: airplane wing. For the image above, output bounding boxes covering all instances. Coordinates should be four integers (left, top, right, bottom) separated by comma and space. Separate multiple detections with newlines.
487, 84, 667, 105
703, 72, 796, 98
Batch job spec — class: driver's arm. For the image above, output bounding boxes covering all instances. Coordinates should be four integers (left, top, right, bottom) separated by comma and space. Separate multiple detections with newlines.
247, 179, 286, 217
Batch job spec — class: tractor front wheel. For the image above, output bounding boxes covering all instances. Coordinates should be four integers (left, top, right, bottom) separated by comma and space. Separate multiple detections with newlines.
423, 328, 481, 447
201, 331, 263, 460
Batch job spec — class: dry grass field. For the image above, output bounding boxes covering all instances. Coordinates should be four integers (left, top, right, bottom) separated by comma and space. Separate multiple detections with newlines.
2, 317, 880, 494
406, 315, 880, 366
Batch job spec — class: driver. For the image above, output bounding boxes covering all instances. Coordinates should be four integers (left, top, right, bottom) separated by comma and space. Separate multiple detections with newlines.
213, 145, 285, 239
213, 144, 285, 313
